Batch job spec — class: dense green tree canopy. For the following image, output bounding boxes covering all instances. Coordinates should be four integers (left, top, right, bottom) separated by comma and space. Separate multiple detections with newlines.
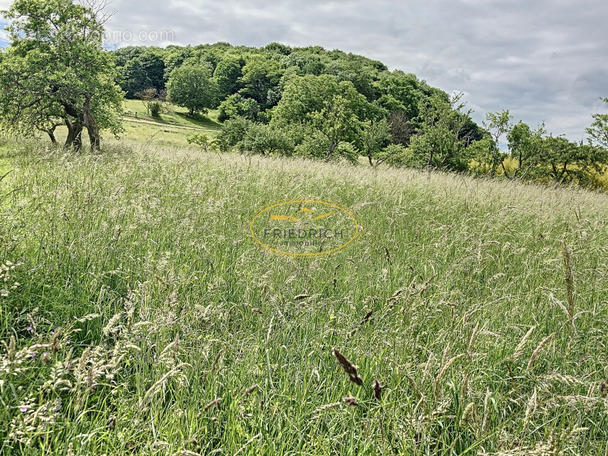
213, 55, 243, 99
2, 22, 600, 188
166, 63, 218, 115
239, 55, 284, 107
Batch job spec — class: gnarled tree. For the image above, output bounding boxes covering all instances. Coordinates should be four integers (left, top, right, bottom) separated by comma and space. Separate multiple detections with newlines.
0, 0, 122, 150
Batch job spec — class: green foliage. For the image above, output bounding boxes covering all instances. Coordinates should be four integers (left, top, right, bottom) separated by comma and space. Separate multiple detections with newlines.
119, 49, 166, 98
215, 117, 292, 156
333, 141, 360, 164
240, 123, 294, 156
290, 129, 359, 163
0, 0, 123, 150
109, 42, 489, 168
377, 143, 412, 167
187, 133, 211, 151
271, 74, 383, 160
239, 54, 284, 107
375, 71, 425, 120
148, 101, 162, 118
167, 63, 219, 115
360, 118, 392, 166
467, 135, 499, 174
213, 55, 243, 98
282, 51, 325, 76
121, 58, 152, 99
587, 97, 608, 149
136, 87, 164, 118
293, 129, 331, 160
473, 109, 512, 174
217, 93, 260, 122
404, 94, 472, 171
325, 58, 378, 101
310, 94, 361, 159
215, 117, 253, 152
506, 121, 546, 178
535, 136, 607, 185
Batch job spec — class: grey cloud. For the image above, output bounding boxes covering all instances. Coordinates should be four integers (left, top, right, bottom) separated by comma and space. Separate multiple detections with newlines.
2, 0, 607, 138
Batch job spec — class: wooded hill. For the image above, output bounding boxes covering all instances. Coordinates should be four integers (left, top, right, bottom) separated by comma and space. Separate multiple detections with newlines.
112, 42, 608, 188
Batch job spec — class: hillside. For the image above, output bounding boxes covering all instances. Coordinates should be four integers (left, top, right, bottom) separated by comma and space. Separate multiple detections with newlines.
108, 42, 608, 191
1, 137, 607, 454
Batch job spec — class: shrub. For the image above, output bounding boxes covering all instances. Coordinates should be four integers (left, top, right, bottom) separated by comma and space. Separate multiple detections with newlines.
240, 123, 294, 156
187, 133, 211, 152
149, 101, 162, 118
378, 144, 414, 167
215, 117, 253, 152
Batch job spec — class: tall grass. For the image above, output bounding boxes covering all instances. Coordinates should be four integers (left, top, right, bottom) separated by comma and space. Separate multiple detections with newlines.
1, 139, 608, 455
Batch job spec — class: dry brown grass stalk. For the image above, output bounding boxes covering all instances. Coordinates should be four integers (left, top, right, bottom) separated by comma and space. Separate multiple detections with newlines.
562, 240, 575, 328
511, 326, 536, 361
203, 398, 222, 411
527, 334, 555, 371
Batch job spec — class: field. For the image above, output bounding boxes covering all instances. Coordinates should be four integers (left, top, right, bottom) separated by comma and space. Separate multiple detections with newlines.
1, 132, 608, 455
35, 100, 221, 151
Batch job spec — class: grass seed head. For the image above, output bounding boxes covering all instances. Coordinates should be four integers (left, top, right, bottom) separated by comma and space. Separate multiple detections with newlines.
332, 348, 363, 386
373, 379, 382, 401
343, 396, 359, 406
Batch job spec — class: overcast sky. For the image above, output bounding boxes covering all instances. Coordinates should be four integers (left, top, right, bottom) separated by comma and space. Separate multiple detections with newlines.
1, 0, 607, 140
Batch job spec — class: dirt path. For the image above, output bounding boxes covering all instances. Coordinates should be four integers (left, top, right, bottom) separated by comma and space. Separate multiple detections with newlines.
123, 116, 217, 131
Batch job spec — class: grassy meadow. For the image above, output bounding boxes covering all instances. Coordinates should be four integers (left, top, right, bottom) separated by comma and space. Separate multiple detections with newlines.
1, 132, 608, 455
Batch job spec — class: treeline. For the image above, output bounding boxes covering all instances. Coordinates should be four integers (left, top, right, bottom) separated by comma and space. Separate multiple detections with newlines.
113, 43, 607, 188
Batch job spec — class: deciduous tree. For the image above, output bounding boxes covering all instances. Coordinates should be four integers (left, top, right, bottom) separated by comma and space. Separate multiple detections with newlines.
0, 0, 123, 150
166, 63, 219, 115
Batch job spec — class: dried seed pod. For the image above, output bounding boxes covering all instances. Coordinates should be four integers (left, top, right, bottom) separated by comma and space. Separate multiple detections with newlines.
332, 348, 363, 386
373, 379, 382, 401
343, 396, 359, 406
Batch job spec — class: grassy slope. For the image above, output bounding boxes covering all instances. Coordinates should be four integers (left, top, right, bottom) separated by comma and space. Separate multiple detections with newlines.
33, 100, 221, 151
1, 136, 607, 455
120, 100, 221, 149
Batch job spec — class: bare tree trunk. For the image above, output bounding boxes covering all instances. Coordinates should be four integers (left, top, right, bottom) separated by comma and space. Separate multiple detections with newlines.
46, 126, 58, 144
326, 141, 337, 160
83, 96, 101, 151
87, 125, 100, 151
65, 117, 83, 151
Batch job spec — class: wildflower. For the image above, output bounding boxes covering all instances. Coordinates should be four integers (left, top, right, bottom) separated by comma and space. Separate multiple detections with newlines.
42, 352, 51, 364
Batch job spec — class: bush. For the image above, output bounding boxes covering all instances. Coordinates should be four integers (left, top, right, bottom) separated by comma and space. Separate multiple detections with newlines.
377, 144, 412, 167
215, 117, 253, 152
217, 94, 260, 122
240, 123, 294, 156
334, 141, 359, 164
294, 132, 359, 164
294, 131, 330, 160
149, 101, 162, 118
187, 133, 211, 152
